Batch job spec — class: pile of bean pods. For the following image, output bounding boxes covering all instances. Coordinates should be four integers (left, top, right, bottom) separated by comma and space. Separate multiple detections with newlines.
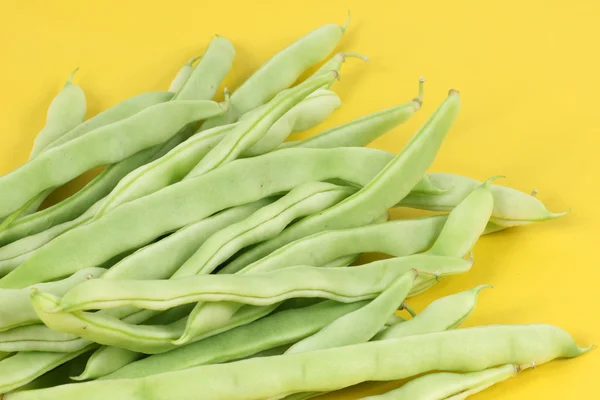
0, 16, 589, 400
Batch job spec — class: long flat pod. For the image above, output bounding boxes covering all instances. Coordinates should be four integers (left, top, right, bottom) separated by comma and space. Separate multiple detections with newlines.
0, 100, 226, 218
0, 147, 397, 288
56, 255, 471, 312
103, 301, 368, 380
5, 325, 587, 400
201, 18, 347, 129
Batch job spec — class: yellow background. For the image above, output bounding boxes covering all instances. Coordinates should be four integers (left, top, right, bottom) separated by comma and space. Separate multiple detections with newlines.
0, 0, 598, 398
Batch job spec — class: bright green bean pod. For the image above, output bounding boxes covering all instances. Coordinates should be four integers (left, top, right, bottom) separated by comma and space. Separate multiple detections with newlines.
223, 90, 461, 273
399, 172, 567, 227
374, 285, 490, 340
285, 271, 416, 354
103, 300, 367, 380
243, 88, 341, 156
282, 78, 423, 150
0, 100, 227, 219
173, 36, 235, 101
359, 364, 522, 400
185, 71, 338, 179
56, 255, 471, 312
168, 55, 202, 93
0, 267, 105, 332
6, 325, 588, 400
200, 18, 348, 129
71, 346, 141, 381
29, 69, 87, 158
0, 147, 396, 288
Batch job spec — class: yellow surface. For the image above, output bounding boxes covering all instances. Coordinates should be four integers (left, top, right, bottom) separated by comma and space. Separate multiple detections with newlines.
0, 0, 598, 398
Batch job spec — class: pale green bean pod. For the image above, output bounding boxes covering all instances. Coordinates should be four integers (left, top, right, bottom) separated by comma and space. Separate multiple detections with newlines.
0, 147, 400, 288
200, 17, 348, 129
0, 267, 105, 332
5, 325, 587, 400
359, 364, 524, 400
0, 99, 227, 219
29, 69, 87, 158
103, 300, 368, 380
285, 271, 416, 354
399, 172, 567, 227
168, 56, 201, 93
220, 90, 461, 274
55, 255, 471, 312
374, 285, 490, 341
71, 346, 142, 382
184, 72, 338, 179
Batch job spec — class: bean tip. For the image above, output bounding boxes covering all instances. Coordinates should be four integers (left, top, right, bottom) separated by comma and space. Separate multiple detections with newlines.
186, 55, 203, 66
341, 10, 351, 31
341, 52, 369, 63
448, 88, 460, 96
66, 67, 80, 86
530, 188, 539, 197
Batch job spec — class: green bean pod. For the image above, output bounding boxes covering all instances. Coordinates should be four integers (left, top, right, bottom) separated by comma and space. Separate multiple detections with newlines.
0, 147, 397, 288
168, 56, 202, 93
29, 69, 87, 159
103, 301, 367, 380
102, 199, 275, 281
0, 267, 105, 332
0, 345, 96, 394
6, 325, 588, 400
283, 79, 424, 150
0, 324, 86, 353
400, 172, 567, 227
56, 255, 471, 312
174, 182, 355, 278
374, 285, 490, 340
173, 36, 235, 101
71, 346, 141, 381
185, 72, 338, 179
244, 88, 341, 156
285, 271, 416, 354
360, 364, 522, 400
223, 90, 461, 273
200, 18, 348, 129
0, 100, 227, 219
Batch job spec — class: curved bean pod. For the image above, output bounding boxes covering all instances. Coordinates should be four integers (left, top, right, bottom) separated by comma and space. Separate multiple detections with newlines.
29, 69, 87, 158
360, 364, 521, 400
0, 147, 397, 288
0, 100, 227, 219
185, 72, 337, 179
243, 88, 341, 157
71, 346, 141, 381
174, 182, 355, 278
282, 78, 423, 150
56, 255, 471, 312
223, 91, 461, 273
103, 199, 274, 281
0, 267, 105, 332
103, 300, 367, 380
0, 324, 86, 353
0, 345, 96, 394
399, 172, 567, 227
285, 271, 416, 354
168, 55, 202, 93
200, 18, 348, 129
6, 325, 588, 400
173, 36, 235, 101
374, 285, 490, 340
221, 216, 447, 275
